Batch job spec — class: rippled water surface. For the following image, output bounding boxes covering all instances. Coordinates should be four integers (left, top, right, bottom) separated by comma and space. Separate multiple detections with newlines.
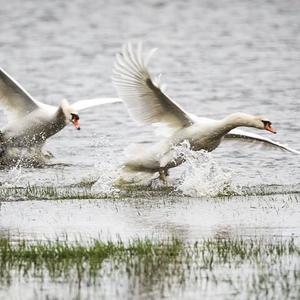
0, 0, 300, 299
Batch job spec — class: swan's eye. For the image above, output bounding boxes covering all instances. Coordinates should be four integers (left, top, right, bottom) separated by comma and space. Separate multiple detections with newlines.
262, 120, 272, 126
70, 113, 80, 121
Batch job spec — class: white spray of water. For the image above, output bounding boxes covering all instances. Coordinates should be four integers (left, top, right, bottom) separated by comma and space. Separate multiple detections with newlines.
91, 136, 121, 196
172, 141, 237, 197
2, 166, 24, 187
1, 149, 29, 187
91, 138, 238, 197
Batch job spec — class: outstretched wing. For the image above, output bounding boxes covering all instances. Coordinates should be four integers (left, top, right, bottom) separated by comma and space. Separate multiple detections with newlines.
224, 128, 299, 154
112, 42, 193, 130
0, 68, 40, 122
71, 98, 121, 112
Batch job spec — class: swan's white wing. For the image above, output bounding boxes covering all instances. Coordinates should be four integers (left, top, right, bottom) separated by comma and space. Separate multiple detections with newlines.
224, 128, 299, 154
0, 68, 40, 122
112, 42, 193, 130
71, 98, 122, 112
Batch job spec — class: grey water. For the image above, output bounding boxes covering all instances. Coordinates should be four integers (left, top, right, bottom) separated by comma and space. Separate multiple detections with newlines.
0, 0, 300, 187
0, 0, 300, 299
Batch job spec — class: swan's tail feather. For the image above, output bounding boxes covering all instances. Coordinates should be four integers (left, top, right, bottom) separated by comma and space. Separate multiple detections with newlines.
117, 143, 161, 184
123, 143, 160, 171
122, 164, 158, 174
116, 165, 158, 185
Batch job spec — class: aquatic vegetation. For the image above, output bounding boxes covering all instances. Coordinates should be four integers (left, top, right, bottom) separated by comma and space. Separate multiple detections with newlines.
71, 176, 98, 188
0, 183, 176, 201
0, 181, 299, 202
0, 185, 95, 201
241, 184, 300, 197
0, 237, 299, 299
0, 237, 184, 287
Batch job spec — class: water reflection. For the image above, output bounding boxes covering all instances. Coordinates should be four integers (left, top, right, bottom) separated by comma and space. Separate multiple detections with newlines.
0, 193, 299, 243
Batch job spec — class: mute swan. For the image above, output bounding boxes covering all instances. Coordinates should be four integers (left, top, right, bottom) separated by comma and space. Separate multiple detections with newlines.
112, 43, 299, 181
0, 68, 120, 166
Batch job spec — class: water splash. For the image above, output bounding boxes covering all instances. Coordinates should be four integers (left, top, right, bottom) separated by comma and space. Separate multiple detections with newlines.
91, 137, 120, 196
112, 140, 238, 197
0, 148, 30, 187
173, 141, 237, 197
1, 165, 25, 187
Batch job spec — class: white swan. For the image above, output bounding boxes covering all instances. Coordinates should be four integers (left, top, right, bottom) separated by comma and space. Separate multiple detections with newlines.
112, 43, 299, 181
0, 68, 120, 166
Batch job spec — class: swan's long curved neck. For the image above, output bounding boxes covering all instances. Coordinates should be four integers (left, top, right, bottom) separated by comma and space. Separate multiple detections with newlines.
219, 113, 258, 134
36, 107, 67, 141
51, 107, 67, 133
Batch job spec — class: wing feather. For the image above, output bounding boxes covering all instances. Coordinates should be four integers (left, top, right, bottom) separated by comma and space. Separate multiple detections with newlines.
71, 98, 121, 112
0, 68, 40, 122
225, 129, 299, 154
112, 42, 193, 129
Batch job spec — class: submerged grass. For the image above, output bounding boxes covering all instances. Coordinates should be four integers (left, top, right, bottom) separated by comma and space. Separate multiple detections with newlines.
0, 237, 299, 299
0, 185, 95, 201
0, 237, 184, 287
0, 183, 300, 201
0, 183, 177, 201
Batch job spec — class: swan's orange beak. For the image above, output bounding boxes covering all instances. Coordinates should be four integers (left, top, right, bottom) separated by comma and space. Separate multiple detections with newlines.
72, 119, 80, 130
264, 123, 276, 134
